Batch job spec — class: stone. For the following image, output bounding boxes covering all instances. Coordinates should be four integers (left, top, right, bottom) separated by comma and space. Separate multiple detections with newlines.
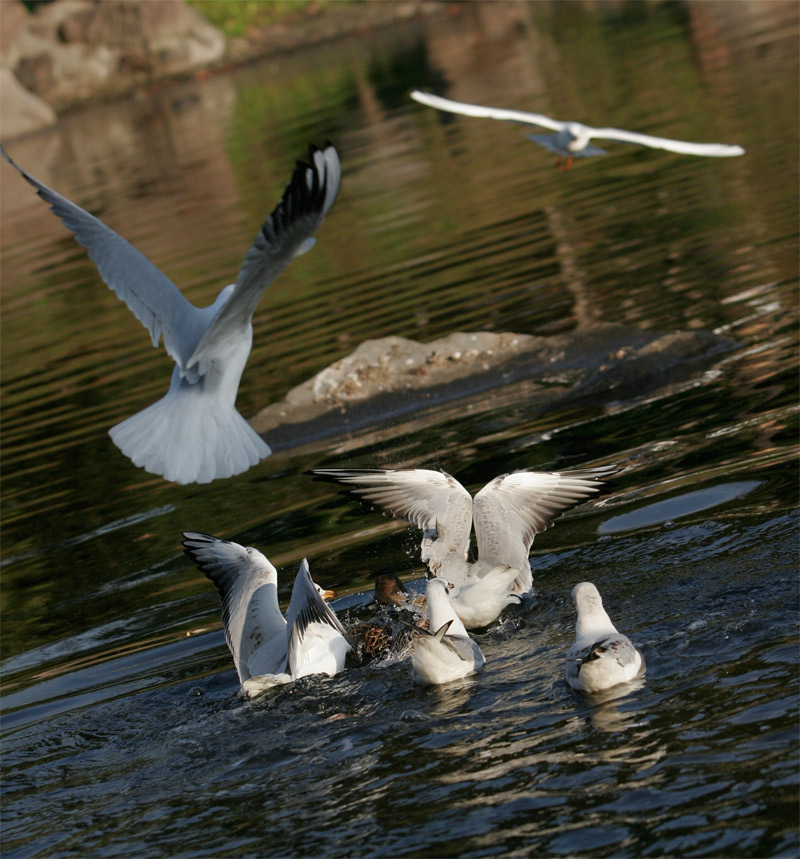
0, 67, 57, 141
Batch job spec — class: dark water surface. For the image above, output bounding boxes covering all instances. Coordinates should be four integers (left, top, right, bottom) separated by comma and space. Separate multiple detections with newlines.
1, 3, 798, 856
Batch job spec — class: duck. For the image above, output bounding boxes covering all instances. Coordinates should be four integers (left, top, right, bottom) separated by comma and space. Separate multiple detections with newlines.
310, 465, 619, 629
411, 577, 486, 686
410, 90, 744, 170
1, 143, 340, 484
566, 581, 644, 693
182, 531, 351, 696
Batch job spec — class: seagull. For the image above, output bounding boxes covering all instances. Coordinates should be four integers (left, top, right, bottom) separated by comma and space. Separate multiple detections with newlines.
411, 577, 486, 686
410, 90, 745, 170
566, 581, 644, 693
182, 532, 351, 696
1, 143, 341, 484
311, 465, 619, 629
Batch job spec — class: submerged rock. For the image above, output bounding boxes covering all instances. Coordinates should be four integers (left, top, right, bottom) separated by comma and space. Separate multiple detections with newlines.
251, 324, 736, 449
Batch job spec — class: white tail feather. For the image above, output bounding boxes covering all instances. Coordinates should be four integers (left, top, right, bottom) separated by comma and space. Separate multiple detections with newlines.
109, 382, 270, 485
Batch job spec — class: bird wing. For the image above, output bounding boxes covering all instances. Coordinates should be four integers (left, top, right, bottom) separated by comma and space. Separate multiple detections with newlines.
284, 559, 349, 677
310, 468, 474, 562
410, 90, 565, 131
587, 126, 744, 156
473, 465, 620, 589
182, 531, 284, 681
186, 144, 341, 378
1, 146, 202, 367
569, 633, 639, 668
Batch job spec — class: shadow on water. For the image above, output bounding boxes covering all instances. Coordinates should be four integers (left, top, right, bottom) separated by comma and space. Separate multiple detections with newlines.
1, 2, 798, 856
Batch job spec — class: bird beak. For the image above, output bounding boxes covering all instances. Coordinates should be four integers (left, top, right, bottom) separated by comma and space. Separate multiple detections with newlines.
322, 588, 337, 600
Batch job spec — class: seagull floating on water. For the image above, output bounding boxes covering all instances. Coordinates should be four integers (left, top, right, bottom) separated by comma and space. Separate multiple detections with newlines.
566, 581, 644, 693
182, 532, 350, 696
410, 90, 744, 170
411, 577, 486, 686
311, 465, 619, 629
2, 144, 340, 484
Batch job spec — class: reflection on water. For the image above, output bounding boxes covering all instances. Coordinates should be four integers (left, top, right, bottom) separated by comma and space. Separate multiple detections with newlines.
1, 2, 798, 857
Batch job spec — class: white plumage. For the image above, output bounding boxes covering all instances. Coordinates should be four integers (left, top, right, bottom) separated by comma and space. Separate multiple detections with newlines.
566, 581, 644, 693
2, 144, 341, 484
411, 577, 486, 686
410, 90, 744, 168
312, 465, 618, 629
182, 532, 350, 696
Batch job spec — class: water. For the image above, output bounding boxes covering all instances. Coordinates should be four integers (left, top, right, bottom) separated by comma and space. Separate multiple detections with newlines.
1, 2, 798, 856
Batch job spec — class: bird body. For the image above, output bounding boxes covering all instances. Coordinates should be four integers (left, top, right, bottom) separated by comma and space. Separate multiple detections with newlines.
412, 578, 486, 686
410, 90, 745, 166
566, 581, 644, 693
182, 532, 350, 695
2, 144, 341, 484
311, 465, 618, 628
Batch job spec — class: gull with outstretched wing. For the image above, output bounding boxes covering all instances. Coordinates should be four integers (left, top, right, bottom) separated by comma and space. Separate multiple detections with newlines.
2, 143, 340, 483
182, 532, 350, 696
311, 465, 619, 629
410, 90, 744, 169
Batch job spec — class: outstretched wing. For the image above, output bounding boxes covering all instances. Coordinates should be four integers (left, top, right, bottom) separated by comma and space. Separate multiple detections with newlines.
588, 126, 744, 157
1, 146, 201, 366
187, 144, 341, 378
473, 465, 620, 590
182, 531, 284, 682
284, 559, 350, 677
411, 90, 565, 131
310, 467, 474, 563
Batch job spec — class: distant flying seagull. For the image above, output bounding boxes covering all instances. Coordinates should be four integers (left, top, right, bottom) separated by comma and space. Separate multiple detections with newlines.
1, 143, 341, 484
410, 90, 745, 170
311, 465, 619, 629
182, 532, 351, 696
566, 581, 644, 693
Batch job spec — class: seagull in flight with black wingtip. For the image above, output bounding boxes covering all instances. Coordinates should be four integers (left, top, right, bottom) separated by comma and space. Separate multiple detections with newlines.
182, 532, 351, 696
2, 143, 340, 484
311, 464, 619, 629
566, 581, 644, 693
410, 90, 744, 170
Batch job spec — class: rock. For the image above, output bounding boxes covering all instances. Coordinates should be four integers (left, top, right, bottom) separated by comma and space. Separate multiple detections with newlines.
249, 325, 736, 450
3, 0, 225, 110
0, 68, 57, 141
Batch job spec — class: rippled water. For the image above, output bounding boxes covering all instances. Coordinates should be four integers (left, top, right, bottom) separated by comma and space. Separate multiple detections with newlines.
1, 3, 798, 856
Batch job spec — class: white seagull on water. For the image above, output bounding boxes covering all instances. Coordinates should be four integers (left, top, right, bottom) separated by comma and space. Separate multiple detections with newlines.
182, 532, 351, 696
410, 90, 744, 170
566, 581, 644, 693
1, 144, 341, 484
311, 465, 619, 629
411, 577, 486, 686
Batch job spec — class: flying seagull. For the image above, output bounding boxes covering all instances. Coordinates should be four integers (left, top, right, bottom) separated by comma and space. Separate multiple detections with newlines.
2, 143, 341, 483
311, 465, 619, 628
182, 532, 351, 696
566, 581, 644, 693
411, 577, 486, 686
410, 90, 744, 169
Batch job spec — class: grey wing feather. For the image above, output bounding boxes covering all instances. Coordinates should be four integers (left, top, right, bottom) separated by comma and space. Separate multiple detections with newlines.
2, 146, 200, 366
410, 90, 564, 131
310, 467, 473, 561
284, 559, 348, 668
182, 531, 281, 681
473, 465, 619, 580
187, 144, 341, 377
589, 127, 745, 156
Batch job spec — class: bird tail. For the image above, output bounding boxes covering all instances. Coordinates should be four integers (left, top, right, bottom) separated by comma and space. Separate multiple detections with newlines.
109, 378, 270, 484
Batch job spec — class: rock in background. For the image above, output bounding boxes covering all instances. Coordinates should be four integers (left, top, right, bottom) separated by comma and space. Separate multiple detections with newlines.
1, 0, 225, 141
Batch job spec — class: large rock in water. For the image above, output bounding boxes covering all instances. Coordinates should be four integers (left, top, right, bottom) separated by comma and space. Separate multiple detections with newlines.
250, 324, 736, 450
